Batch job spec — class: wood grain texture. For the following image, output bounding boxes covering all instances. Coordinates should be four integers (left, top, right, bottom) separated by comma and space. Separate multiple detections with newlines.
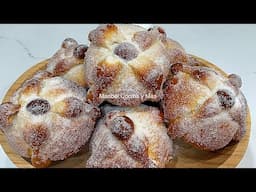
0, 56, 251, 168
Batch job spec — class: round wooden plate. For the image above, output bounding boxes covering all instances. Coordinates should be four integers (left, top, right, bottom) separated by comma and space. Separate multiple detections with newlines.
0, 55, 251, 168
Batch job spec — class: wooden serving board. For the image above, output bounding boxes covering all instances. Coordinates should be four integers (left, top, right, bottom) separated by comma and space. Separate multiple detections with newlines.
0, 56, 251, 168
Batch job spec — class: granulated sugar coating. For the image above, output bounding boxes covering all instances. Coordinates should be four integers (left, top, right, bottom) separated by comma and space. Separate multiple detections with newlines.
0, 75, 100, 167
46, 37, 88, 87
110, 116, 134, 141
163, 63, 247, 151
86, 105, 173, 168
84, 24, 188, 106
114, 42, 139, 61
0, 24, 250, 168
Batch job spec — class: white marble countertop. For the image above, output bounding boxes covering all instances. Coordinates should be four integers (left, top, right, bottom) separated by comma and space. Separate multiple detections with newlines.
0, 24, 255, 168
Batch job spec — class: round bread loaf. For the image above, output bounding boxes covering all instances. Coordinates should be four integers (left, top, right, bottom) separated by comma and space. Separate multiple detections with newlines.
0, 73, 100, 167
162, 61, 247, 151
85, 24, 188, 106
87, 105, 173, 168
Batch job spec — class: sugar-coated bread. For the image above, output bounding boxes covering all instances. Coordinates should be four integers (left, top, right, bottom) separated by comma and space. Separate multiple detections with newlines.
86, 105, 173, 168
0, 24, 250, 169
46, 38, 88, 87
85, 24, 188, 106
162, 62, 247, 151
0, 73, 100, 167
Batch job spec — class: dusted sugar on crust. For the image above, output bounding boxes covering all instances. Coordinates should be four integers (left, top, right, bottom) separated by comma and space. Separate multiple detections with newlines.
86, 105, 173, 168
162, 62, 247, 151
46, 38, 88, 87
85, 24, 188, 106
0, 75, 100, 168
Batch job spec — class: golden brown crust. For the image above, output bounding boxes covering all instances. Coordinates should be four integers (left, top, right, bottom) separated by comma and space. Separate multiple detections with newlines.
63, 65, 87, 87
31, 149, 51, 168
58, 97, 84, 118
21, 79, 41, 96
88, 24, 119, 47
129, 57, 161, 90
163, 63, 247, 151
23, 124, 49, 147
87, 105, 173, 168
85, 24, 187, 106
95, 59, 123, 90
132, 31, 155, 50
46, 38, 88, 87
52, 60, 70, 76
110, 115, 134, 141
0, 102, 20, 129
0, 75, 100, 168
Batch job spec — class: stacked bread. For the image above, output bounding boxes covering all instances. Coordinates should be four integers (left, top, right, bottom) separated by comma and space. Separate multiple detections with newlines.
0, 24, 248, 168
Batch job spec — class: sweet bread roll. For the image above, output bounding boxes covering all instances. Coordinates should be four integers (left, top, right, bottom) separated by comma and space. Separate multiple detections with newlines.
0, 73, 100, 167
162, 61, 247, 151
86, 105, 173, 168
85, 24, 188, 106
46, 38, 88, 87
